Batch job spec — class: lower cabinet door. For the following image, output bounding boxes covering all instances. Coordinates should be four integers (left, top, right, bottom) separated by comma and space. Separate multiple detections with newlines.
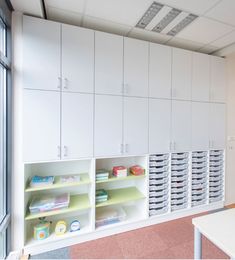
192, 102, 209, 151
171, 100, 191, 152
123, 97, 148, 155
149, 99, 171, 154
23, 89, 60, 162
94, 95, 123, 157
61, 92, 94, 159
210, 103, 226, 149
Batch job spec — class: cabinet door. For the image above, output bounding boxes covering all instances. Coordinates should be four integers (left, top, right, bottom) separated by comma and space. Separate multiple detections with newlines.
95, 31, 123, 95
192, 53, 210, 102
192, 102, 209, 151
23, 16, 60, 91
124, 37, 148, 97
149, 99, 171, 153
149, 43, 172, 99
210, 56, 226, 103
210, 103, 226, 149
172, 48, 192, 100
62, 24, 94, 93
23, 90, 60, 162
123, 97, 148, 155
94, 95, 123, 157
61, 93, 93, 159
172, 100, 191, 151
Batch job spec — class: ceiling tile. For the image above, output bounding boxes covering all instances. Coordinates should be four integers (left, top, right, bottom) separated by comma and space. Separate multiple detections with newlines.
45, 0, 86, 13
83, 16, 132, 36
167, 37, 204, 51
128, 28, 171, 44
198, 44, 218, 54
210, 30, 235, 48
157, 0, 221, 15
206, 0, 235, 26
177, 17, 234, 44
11, 0, 43, 17
85, 0, 153, 26
47, 6, 83, 26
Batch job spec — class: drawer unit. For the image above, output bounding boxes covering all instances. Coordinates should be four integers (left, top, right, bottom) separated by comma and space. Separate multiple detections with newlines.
171, 152, 189, 211
191, 151, 208, 207
209, 150, 224, 203
149, 154, 170, 216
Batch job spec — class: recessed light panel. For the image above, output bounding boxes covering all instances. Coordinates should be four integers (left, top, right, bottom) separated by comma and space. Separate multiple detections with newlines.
167, 14, 198, 36
136, 2, 163, 29
152, 8, 181, 33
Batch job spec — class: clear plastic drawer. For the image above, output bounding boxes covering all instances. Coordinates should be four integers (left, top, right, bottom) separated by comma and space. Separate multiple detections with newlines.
171, 153, 188, 159
149, 172, 168, 179
171, 186, 188, 193
192, 194, 206, 201
192, 178, 206, 185
172, 170, 188, 177
171, 164, 188, 171
192, 188, 206, 195
171, 192, 187, 199
149, 178, 167, 185
149, 166, 169, 173
171, 197, 188, 205
171, 203, 187, 211
192, 151, 207, 157
209, 180, 223, 187
149, 183, 168, 191
209, 196, 223, 203
171, 180, 188, 188
192, 167, 207, 174
149, 201, 168, 209
171, 175, 188, 182
149, 195, 168, 204
171, 158, 188, 165
149, 189, 168, 197
149, 161, 168, 167
192, 157, 207, 163
150, 154, 169, 161
210, 150, 223, 156
191, 199, 206, 207
149, 207, 168, 216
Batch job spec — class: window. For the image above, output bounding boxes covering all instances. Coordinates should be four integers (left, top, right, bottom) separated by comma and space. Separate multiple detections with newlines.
0, 0, 12, 257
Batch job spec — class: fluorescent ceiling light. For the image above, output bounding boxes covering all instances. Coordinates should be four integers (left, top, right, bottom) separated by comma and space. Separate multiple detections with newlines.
167, 13, 198, 36
152, 8, 181, 33
136, 2, 164, 29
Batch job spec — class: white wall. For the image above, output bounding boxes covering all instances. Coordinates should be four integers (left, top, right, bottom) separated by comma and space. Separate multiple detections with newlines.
225, 53, 235, 205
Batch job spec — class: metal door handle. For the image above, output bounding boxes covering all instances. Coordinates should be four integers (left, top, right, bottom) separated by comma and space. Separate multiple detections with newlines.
120, 144, 124, 154
125, 144, 129, 153
64, 78, 68, 89
58, 77, 62, 89
57, 146, 61, 158
64, 146, 68, 157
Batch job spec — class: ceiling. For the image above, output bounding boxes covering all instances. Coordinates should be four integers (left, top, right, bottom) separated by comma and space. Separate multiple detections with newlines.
10, 0, 235, 55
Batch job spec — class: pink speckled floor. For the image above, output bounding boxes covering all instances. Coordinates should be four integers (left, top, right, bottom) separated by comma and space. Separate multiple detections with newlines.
70, 213, 229, 259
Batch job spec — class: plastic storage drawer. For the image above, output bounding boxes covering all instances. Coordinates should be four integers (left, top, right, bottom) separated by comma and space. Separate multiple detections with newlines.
171, 186, 188, 193
149, 166, 169, 173
171, 153, 188, 159
193, 151, 207, 157
149, 201, 168, 209
172, 170, 188, 177
171, 158, 188, 165
149, 154, 169, 161
149, 189, 168, 197
171, 203, 187, 211
171, 164, 188, 171
149, 183, 168, 191
171, 197, 188, 205
149, 207, 168, 216
149, 172, 168, 179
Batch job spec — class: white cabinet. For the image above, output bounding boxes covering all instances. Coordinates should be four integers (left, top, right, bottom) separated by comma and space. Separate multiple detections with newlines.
149, 99, 171, 153
23, 16, 60, 91
94, 95, 123, 157
192, 102, 209, 151
172, 48, 192, 100
23, 90, 60, 162
210, 56, 226, 103
210, 103, 226, 149
171, 100, 191, 151
123, 97, 148, 155
124, 37, 148, 97
192, 53, 210, 102
149, 43, 172, 99
62, 24, 94, 93
61, 93, 94, 159
95, 32, 123, 95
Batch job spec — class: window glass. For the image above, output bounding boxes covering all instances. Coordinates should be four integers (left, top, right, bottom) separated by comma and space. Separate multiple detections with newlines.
0, 231, 6, 259
0, 64, 6, 223
0, 18, 6, 55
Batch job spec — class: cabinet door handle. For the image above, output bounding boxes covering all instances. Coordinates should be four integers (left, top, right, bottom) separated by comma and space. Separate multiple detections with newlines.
64, 78, 68, 89
58, 77, 62, 89
173, 141, 176, 151
57, 146, 61, 158
169, 141, 172, 151
120, 144, 124, 154
125, 144, 129, 153
64, 146, 68, 157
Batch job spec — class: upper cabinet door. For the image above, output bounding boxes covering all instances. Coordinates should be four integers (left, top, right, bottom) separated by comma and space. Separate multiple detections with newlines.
149, 99, 171, 154
210, 103, 226, 149
210, 56, 226, 103
62, 24, 94, 93
95, 32, 123, 95
61, 93, 94, 160
124, 38, 148, 97
192, 102, 209, 151
171, 100, 191, 152
23, 90, 60, 162
94, 95, 123, 157
192, 53, 210, 102
172, 48, 192, 100
23, 16, 60, 91
123, 97, 148, 155
149, 43, 172, 99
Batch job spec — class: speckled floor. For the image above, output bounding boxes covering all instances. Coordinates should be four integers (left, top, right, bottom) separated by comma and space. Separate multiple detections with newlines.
30, 210, 229, 259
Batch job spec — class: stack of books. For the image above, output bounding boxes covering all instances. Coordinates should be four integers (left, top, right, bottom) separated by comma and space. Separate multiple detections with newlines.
96, 189, 108, 203
112, 166, 127, 178
30, 175, 54, 188
96, 169, 109, 181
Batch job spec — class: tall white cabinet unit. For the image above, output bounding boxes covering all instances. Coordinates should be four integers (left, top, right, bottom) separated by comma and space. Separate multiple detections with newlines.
61, 24, 94, 93
20, 15, 227, 256
123, 37, 149, 97
23, 16, 60, 91
95, 32, 123, 95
